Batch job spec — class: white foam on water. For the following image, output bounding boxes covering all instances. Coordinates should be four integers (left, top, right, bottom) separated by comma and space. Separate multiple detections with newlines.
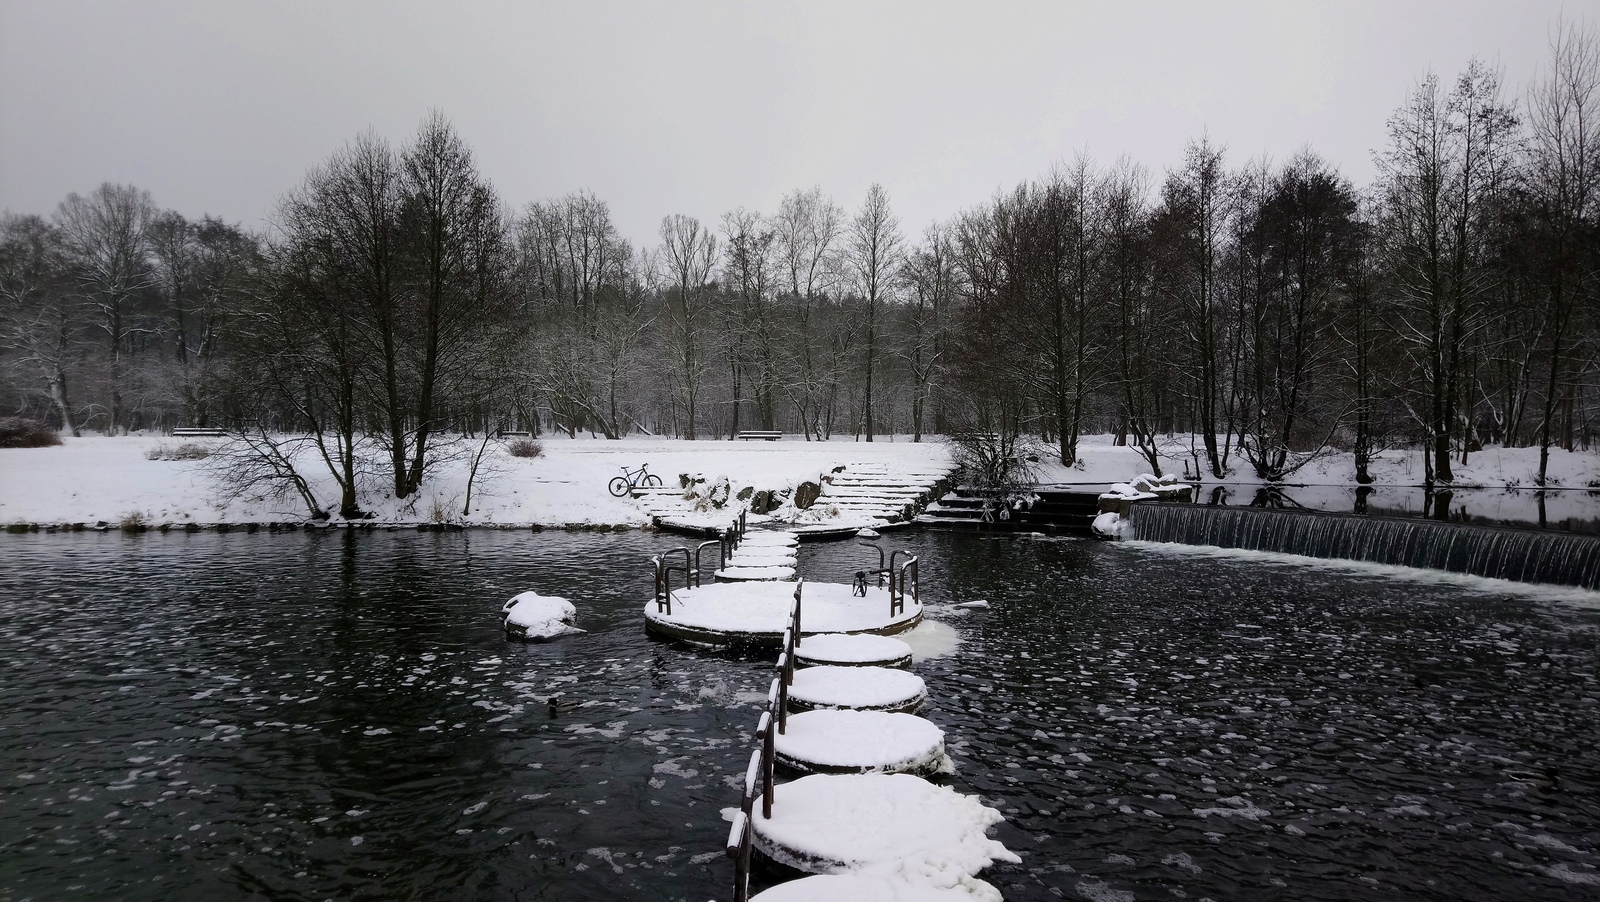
901, 620, 961, 662
1123, 540, 1600, 607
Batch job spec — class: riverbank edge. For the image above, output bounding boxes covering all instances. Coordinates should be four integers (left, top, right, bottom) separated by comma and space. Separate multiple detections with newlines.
1, 519, 653, 535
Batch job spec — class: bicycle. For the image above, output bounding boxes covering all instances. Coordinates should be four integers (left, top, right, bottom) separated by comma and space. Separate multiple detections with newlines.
609, 463, 662, 497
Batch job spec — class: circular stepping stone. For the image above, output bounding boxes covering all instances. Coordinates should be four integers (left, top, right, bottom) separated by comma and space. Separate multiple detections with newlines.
726, 553, 798, 568
795, 633, 912, 669
715, 565, 797, 581
751, 873, 1002, 901
774, 709, 948, 776
751, 773, 1019, 877
787, 665, 926, 713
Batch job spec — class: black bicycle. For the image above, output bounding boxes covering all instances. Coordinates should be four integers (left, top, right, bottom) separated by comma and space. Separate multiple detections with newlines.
609, 463, 662, 497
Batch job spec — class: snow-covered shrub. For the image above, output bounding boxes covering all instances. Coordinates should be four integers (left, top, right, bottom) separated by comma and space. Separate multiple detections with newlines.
0, 417, 61, 448
146, 442, 211, 461
506, 438, 544, 459
945, 428, 1041, 493
119, 510, 147, 531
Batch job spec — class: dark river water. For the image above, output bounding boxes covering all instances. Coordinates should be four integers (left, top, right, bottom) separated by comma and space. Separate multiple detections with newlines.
2, 530, 1598, 901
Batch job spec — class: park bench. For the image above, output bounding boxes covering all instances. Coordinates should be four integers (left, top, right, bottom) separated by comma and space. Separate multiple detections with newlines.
736, 431, 783, 441
171, 427, 228, 438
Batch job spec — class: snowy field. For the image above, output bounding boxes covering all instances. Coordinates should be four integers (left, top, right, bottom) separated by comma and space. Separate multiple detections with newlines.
1031, 433, 1600, 489
0, 434, 951, 529
2, 433, 1595, 529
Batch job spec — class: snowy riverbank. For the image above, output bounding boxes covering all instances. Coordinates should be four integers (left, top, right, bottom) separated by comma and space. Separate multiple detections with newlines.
0, 434, 954, 530
1, 433, 1594, 531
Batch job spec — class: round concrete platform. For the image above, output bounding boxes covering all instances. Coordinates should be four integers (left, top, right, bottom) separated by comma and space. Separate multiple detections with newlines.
643, 581, 921, 647
750, 873, 1002, 902
750, 773, 1019, 878
714, 565, 798, 581
787, 665, 927, 713
794, 633, 913, 669
774, 709, 950, 776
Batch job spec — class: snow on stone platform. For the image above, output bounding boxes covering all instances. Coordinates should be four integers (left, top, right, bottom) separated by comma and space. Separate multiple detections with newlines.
502, 591, 583, 641
788, 665, 927, 713
774, 709, 950, 776
750, 872, 1003, 902
644, 581, 920, 646
715, 564, 798, 581
794, 633, 914, 669
751, 773, 1019, 880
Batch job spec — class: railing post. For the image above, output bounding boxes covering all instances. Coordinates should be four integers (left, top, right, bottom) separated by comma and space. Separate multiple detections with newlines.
792, 580, 803, 645
762, 680, 778, 817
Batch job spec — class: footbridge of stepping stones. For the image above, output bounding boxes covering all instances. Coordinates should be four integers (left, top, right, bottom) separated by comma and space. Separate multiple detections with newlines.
644, 515, 922, 647
724, 584, 1018, 901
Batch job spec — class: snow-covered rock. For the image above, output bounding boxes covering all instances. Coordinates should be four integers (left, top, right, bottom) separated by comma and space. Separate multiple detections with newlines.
1090, 511, 1131, 540
502, 591, 584, 641
857, 527, 881, 538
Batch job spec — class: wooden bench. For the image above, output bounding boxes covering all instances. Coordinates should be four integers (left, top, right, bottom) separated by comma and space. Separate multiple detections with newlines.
736, 431, 783, 441
496, 430, 531, 438
171, 427, 228, 438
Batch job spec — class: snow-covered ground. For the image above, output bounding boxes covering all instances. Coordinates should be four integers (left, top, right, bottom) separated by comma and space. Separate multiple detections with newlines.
1032, 433, 1598, 489
3, 432, 1594, 529
0, 434, 952, 529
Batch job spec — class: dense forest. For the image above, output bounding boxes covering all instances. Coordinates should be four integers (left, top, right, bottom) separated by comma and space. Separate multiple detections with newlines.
2, 25, 1596, 499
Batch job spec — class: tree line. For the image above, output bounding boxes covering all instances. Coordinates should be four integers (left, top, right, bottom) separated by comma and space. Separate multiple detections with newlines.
2, 24, 1596, 498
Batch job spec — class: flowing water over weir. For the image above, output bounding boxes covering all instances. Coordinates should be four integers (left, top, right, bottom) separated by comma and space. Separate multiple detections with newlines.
1128, 502, 1600, 589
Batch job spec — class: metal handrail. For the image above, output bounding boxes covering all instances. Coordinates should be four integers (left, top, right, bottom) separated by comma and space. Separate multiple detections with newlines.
696, 539, 723, 575
652, 547, 702, 615
890, 555, 918, 617
858, 541, 887, 587
726, 578, 803, 902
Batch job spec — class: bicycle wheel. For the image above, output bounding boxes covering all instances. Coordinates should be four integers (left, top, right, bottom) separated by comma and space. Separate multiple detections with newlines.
645, 474, 663, 488
608, 476, 630, 497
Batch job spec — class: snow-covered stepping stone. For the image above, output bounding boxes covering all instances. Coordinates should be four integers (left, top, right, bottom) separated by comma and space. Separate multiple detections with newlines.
774, 709, 950, 776
727, 549, 798, 565
794, 633, 913, 669
750, 873, 1002, 902
751, 773, 1019, 878
502, 591, 584, 641
739, 533, 799, 549
787, 665, 926, 713
644, 581, 920, 647
715, 564, 798, 581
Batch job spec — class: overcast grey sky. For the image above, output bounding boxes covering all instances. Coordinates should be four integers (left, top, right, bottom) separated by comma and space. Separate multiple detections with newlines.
0, 0, 1582, 246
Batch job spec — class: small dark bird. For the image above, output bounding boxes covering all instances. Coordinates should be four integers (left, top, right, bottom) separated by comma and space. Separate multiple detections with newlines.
547, 696, 582, 716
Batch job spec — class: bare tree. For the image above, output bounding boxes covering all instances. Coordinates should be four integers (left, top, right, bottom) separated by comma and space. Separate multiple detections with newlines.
658, 213, 718, 439
1375, 61, 1519, 484
0, 214, 86, 434
900, 223, 955, 441
848, 183, 905, 441
54, 183, 156, 433
719, 208, 778, 435
1526, 19, 1600, 483
773, 186, 844, 439
1153, 137, 1233, 477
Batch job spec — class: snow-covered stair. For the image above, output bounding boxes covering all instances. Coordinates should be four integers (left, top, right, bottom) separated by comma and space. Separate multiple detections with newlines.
715, 529, 800, 581
781, 463, 954, 536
